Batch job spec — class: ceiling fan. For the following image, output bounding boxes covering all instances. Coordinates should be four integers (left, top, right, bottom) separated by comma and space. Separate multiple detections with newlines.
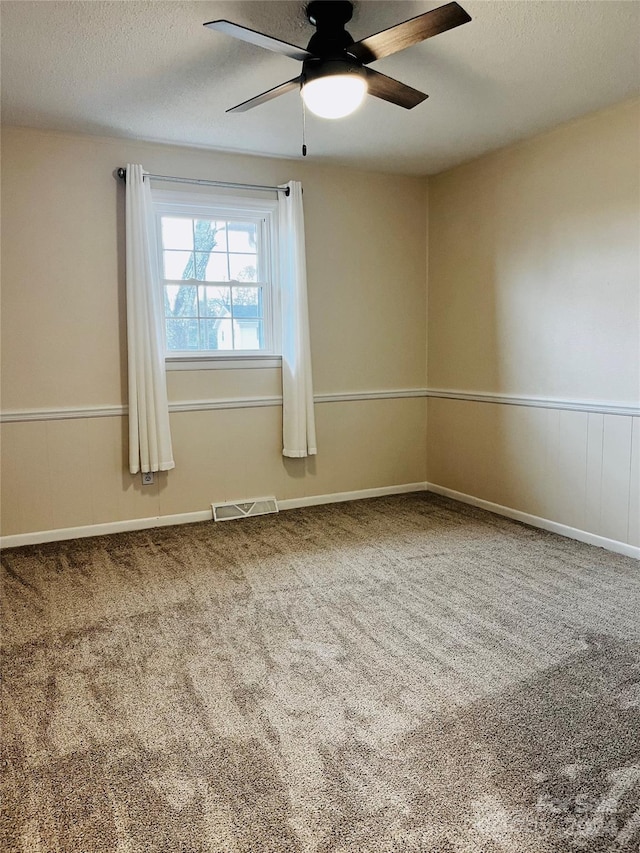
204, 1, 471, 119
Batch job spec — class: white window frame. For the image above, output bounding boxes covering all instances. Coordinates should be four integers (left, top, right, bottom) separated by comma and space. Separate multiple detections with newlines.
152, 189, 281, 370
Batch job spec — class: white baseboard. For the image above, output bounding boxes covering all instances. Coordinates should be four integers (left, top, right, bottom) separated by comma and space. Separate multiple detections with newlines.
2, 481, 637, 559
278, 482, 428, 511
426, 483, 640, 560
0, 483, 428, 549
0, 510, 214, 549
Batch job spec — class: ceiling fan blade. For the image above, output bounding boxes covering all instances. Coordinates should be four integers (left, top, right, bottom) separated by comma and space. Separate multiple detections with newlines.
348, 2, 471, 64
364, 68, 428, 109
226, 76, 302, 113
204, 20, 312, 62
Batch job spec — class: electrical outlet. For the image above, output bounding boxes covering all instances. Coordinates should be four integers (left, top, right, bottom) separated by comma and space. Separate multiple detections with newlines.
141, 472, 154, 485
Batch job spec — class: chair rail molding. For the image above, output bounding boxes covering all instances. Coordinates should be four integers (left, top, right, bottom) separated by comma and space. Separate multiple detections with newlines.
424, 389, 639, 417
1, 388, 638, 423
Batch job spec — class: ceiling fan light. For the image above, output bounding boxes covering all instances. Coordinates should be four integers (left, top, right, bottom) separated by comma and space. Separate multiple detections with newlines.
301, 74, 367, 119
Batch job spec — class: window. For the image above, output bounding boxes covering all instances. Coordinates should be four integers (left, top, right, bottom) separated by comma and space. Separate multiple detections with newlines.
153, 191, 279, 364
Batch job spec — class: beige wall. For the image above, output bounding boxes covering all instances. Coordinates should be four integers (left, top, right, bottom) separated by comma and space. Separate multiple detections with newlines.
1, 127, 428, 536
427, 99, 640, 547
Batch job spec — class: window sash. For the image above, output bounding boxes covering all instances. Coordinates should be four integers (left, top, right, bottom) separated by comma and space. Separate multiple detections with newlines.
163, 281, 267, 354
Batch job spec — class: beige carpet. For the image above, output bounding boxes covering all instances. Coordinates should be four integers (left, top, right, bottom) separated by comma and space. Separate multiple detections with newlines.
2, 493, 639, 852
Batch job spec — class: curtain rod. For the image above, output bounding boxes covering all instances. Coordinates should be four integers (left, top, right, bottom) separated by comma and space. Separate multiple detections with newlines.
115, 168, 289, 196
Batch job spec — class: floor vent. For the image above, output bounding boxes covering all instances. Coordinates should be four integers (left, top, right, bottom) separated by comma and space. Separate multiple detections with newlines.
212, 497, 279, 522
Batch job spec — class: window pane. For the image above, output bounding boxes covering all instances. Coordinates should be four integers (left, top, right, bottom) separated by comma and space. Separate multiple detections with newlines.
203, 253, 229, 281
166, 318, 199, 351
199, 285, 231, 318
231, 286, 261, 318
164, 284, 197, 317
235, 319, 263, 350
164, 250, 193, 280
194, 219, 226, 252
186, 252, 214, 281
161, 217, 193, 250
229, 254, 257, 282
227, 222, 257, 253
200, 318, 233, 350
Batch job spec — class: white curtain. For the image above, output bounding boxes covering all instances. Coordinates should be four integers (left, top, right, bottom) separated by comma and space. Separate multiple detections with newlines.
278, 181, 317, 457
125, 164, 175, 474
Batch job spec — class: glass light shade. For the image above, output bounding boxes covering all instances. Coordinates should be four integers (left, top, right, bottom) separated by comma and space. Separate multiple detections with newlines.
301, 74, 367, 119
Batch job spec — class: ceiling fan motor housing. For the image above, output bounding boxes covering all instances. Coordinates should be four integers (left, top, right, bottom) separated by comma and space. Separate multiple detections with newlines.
306, 1, 353, 30
303, 0, 363, 87
305, 2, 356, 56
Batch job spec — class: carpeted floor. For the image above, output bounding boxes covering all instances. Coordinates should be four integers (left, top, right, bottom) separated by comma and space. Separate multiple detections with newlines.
1, 492, 639, 852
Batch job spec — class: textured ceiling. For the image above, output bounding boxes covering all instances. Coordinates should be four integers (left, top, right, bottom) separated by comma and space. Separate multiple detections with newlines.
1, 1, 639, 175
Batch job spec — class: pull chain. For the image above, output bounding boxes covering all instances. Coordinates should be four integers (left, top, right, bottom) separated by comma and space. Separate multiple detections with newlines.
302, 99, 307, 157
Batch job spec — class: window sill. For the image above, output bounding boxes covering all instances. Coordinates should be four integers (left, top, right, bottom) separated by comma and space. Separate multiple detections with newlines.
166, 354, 282, 371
